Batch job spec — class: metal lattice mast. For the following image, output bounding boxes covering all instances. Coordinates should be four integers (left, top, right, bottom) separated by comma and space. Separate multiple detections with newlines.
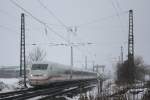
70, 46, 73, 79
128, 10, 135, 83
128, 10, 134, 65
20, 13, 27, 87
121, 46, 123, 64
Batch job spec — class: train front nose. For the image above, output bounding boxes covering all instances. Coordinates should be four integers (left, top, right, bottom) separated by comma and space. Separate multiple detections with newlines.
29, 64, 49, 86
29, 73, 49, 86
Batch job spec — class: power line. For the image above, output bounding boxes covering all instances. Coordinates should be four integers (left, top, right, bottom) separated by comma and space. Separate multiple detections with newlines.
109, 0, 119, 15
37, 0, 79, 42
9, 0, 96, 60
115, 0, 122, 12
37, 0, 94, 57
9, 0, 69, 42
37, 0, 128, 59
10, 0, 45, 24
77, 10, 128, 28
37, 0, 85, 44
0, 8, 59, 37
37, 0, 68, 29
45, 24, 69, 42
108, 0, 125, 35
35, 0, 128, 59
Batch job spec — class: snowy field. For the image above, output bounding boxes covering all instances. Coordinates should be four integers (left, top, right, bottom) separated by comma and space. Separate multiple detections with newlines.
0, 78, 97, 100
59, 86, 98, 100
0, 78, 23, 93
0, 78, 148, 100
0, 78, 19, 85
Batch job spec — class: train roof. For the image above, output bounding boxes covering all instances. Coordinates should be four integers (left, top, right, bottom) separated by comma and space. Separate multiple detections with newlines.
32, 61, 97, 74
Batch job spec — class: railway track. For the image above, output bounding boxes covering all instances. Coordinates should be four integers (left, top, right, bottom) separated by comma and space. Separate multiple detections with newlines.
0, 79, 97, 100
0, 88, 35, 98
38, 84, 96, 100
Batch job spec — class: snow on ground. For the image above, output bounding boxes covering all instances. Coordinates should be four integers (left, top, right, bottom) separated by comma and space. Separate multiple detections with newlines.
64, 96, 80, 100
0, 78, 24, 92
63, 79, 113, 100
0, 78, 19, 85
63, 85, 98, 100
125, 88, 148, 100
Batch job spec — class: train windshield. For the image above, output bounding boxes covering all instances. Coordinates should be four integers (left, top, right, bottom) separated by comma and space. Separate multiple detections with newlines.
32, 64, 48, 70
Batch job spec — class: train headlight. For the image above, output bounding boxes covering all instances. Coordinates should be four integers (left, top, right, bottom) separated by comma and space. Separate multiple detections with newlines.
30, 74, 33, 77
42, 74, 47, 77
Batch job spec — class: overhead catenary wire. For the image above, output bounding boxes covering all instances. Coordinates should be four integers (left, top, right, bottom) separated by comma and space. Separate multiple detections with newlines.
108, 0, 127, 53
74, 10, 128, 59
109, 0, 119, 16
37, 0, 68, 29
37, 0, 79, 40
0, 8, 58, 36
9, 0, 69, 43
77, 10, 128, 28
0, 8, 48, 37
9, 0, 107, 63
37, 0, 95, 58
115, 0, 123, 12
10, 0, 85, 47
108, 0, 126, 34
9, 0, 90, 52
10, 0, 44, 24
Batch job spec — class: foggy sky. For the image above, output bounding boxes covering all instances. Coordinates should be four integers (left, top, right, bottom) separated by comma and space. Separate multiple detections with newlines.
0, 0, 150, 73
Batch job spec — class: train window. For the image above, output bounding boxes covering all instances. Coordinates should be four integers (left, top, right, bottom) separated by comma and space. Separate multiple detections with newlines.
32, 64, 48, 70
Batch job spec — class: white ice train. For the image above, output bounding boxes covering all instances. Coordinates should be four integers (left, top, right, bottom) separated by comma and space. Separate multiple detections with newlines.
29, 61, 97, 86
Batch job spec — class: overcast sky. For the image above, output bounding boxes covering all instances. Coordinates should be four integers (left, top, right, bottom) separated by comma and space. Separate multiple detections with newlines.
0, 0, 150, 72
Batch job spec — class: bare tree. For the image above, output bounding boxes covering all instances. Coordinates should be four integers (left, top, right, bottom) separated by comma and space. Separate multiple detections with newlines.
115, 56, 146, 85
134, 56, 146, 81
27, 47, 46, 64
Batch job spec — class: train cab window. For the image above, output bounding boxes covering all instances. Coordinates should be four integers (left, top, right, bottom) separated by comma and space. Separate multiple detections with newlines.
32, 64, 48, 70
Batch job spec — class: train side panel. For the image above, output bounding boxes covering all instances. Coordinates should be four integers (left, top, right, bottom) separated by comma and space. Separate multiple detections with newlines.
29, 62, 97, 86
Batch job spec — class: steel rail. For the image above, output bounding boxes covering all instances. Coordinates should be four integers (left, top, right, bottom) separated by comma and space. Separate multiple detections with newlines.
13, 82, 83, 100
0, 79, 97, 100
0, 88, 35, 98
38, 84, 96, 100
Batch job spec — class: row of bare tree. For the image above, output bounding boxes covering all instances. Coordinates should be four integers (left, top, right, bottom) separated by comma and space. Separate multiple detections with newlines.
115, 56, 149, 85
27, 47, 46, 64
